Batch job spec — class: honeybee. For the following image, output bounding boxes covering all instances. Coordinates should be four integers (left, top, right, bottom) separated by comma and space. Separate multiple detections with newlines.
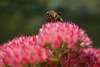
45, 10, 63, 22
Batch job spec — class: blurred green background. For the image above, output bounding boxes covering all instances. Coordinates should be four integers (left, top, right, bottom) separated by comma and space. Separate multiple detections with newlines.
0, 0, 100, 47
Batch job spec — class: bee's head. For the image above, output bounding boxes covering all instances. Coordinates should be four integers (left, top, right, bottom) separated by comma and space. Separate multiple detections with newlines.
45, 10, 58, 22
46, 10, 56, 17
46, 13, 52, 18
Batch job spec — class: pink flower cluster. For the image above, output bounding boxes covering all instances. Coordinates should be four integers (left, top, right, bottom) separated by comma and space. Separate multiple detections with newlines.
79, 48, 100, 66
60, 48, 100, 67
37, 22, 92, 48
0, 36, 50, 67
0, 21, 98, 67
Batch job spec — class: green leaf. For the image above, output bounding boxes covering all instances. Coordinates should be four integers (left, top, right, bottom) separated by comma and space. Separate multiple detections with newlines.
49, 57, 59, 62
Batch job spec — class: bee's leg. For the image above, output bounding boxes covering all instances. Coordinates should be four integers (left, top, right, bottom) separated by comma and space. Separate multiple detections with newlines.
60, 18, 63, 22
51, 17, 55, 22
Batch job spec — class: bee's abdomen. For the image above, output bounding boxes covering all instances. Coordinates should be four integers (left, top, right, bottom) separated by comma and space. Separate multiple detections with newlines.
55, 15, 63, 22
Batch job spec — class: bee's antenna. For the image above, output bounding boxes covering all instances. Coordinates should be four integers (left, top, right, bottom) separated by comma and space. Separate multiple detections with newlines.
44, 8, 55, 12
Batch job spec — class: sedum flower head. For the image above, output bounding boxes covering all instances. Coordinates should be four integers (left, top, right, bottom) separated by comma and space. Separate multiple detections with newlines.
0, 35, 50, 67
79, 48, 100, 64
37, 22, 92, 48
64, 48, 100, 67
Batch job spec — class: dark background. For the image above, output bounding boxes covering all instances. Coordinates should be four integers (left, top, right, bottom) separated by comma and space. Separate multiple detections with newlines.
0, 0, 100, 47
